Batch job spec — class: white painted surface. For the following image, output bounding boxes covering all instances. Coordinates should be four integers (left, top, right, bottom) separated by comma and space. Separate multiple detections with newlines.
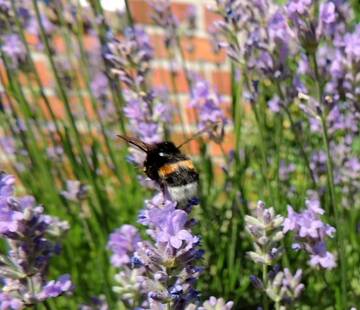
79, 0, 125, 12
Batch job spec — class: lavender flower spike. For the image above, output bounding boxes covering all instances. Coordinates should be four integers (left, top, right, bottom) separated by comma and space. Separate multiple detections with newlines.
185, 296, 234, 310
1, 34, 27, 68
109, 191, 205, 308
283, 192, 337, 269
266, 268, 304, 305
108, 225, 141, 268
0, 172, 73, 308
190, 77, 228, 143
108, 225, 144, 307
61, 180, 88, 202
245, 201, 284, 265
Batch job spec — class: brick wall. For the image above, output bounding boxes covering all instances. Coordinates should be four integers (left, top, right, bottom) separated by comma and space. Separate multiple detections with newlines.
128, 0, 234, 157
0, 0, 235, 162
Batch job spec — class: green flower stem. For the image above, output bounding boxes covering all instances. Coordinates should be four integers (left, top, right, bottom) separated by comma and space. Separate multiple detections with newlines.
71, 1, 124, 182
274, 81, 317, 188
1, 55, 63, 208
32, 0, 91, 178
251, 100, 274, 204
87, 0, 127, 134
311, 53, 347, 308
168, 55, 190, 142
32, 2, 109, 195
275, 300, 280, 310
262, 263, 269, 310
10, 0, 66, 151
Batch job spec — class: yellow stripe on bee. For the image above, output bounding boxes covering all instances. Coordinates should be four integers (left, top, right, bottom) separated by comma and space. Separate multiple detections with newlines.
158, 160, 195, 178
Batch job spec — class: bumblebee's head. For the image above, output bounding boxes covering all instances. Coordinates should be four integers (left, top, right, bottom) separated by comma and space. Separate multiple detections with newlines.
144, 142, 186, 180
147, 142, 181, 163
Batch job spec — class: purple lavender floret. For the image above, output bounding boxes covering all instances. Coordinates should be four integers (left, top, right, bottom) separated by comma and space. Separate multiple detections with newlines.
0, 0, 10, 12
286, 0, 312, 18
155, 209, 197, 249
61, 180, 88, 202
37, 274, 73, 300
106, 25, 153, 89
190, 77, 228, 142
108, 225, 141, 268
79, 295, 109, 310
266, 268, 304, 305
189, 296, 234, 309
148, 0, 179, 48
309, 241, 336, 269
27, 13, 55, 37
1, 34, 27, 68
283, 194, 337, 269
91, 72, 109, 99
0, 172, 73, 308
320, 2, 336, 25
123, 89, 171, 145
343, 25, 360, 63
108, 224, 145, 307
0, 293, 23, 310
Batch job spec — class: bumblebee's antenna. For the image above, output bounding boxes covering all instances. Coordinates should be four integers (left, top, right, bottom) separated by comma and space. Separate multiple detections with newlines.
117, 135, 150, 152
177, 122, 222, 149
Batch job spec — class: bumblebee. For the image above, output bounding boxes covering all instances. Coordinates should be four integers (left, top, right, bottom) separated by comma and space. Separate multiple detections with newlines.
118, 136, 199, 205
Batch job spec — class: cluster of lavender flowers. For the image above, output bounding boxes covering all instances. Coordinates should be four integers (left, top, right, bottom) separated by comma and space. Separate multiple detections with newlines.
284, 193, 337, 269
212, 0, 355, 112
245, 201, 285, 265
0, 172, 73, 309
107, 225, 143, 308
0, 0, 58, 69
106, 25, 172, 157
148, 0, 197, 50
108, 192, 233, 309
190, 77, 228, 143
212, 0, 360, 211
0, 34, 27, 68
79, 295, 108, 310
148, 0, 180, 49
246, 201, 304, 308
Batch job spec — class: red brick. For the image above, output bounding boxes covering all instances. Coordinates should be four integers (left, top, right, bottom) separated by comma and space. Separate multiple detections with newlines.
171, 132, 201, 155
212, 71, 231, 95
81, 96, 96, 119
0, 63, 9, 86
69, 96, 96, 119
83, 35, 100, 51
204, 7, 222, 30
19, 61, 52, 88
180, 37, 226, 63
222, 100, 232, 120
151, 34, 226, 63
128, 0, 191, 25
150, 34, 168, 58
35, 61, 52, 87
39, 96, 64, 119
210, 131, 235, 156
152, 68, 189, 93
25, 33, 38, 46
185, 105, 198, 125
53, 34, 99, 54
53, 35, 66, 53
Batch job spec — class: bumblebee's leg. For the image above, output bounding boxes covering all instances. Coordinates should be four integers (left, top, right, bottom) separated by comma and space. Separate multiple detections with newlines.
160, 182, 171, 204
